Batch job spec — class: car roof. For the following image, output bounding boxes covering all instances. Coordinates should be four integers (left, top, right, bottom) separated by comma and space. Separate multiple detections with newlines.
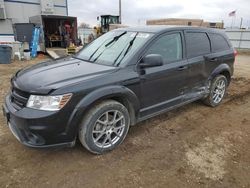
116, 25, 224, 34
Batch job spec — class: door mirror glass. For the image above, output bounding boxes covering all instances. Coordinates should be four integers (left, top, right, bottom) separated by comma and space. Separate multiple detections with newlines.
140, 54, 163, 68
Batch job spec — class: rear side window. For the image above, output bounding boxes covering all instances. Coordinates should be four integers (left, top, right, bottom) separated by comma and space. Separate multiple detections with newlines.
209, 33, 230, 52
185, 32, 210, 58
146, 33, 182, 63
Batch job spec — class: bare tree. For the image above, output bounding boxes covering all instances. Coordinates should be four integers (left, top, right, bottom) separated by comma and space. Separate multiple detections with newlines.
79, 22, 91, 28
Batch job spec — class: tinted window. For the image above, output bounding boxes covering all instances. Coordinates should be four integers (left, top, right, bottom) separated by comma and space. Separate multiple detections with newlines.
186, 32, 210, 58
146, 33, 182, 63
209, 33, 230, 52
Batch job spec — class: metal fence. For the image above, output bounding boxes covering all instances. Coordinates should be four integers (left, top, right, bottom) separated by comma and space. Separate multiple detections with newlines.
225, 29, 250, 49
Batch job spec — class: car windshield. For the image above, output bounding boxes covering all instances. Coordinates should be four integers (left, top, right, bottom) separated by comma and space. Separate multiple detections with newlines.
75, 31, 153, 67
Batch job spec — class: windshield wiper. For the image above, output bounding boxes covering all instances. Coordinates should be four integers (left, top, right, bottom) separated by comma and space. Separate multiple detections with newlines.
123, 32, 138, 57
88, 31, 127, 62
88, 41, 106, 61
114, 32, 139, 66
105, 31, 127, 47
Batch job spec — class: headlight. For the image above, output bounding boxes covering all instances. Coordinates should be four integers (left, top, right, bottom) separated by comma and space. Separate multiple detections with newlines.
27, 94, 72, 111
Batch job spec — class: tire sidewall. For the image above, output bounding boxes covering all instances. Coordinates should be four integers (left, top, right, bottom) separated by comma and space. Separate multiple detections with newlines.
79, 101, 130, 154
208, 75, 228, 107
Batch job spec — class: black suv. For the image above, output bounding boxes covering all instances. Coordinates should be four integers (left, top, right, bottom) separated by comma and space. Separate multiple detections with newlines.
3, 26, 235, 154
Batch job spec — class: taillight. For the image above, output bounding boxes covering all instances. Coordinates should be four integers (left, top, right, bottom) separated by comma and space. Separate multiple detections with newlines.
234, 49, 238, 57
233, 49, 238, 63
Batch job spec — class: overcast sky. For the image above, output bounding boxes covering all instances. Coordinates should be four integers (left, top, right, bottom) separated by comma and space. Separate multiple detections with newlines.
68, 0, 250, 28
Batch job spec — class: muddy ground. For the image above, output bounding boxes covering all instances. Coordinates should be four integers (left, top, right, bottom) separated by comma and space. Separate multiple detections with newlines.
0, 55, 250, 188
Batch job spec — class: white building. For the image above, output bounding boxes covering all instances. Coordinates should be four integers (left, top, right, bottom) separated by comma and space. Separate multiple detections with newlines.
78, 27, 96, 45
0, 0, 68, 42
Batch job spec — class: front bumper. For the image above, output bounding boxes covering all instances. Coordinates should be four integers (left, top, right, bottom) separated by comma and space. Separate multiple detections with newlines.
3, 94, 76, 148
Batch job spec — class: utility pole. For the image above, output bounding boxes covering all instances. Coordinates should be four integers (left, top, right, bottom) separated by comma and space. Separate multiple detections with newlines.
240, 17, 243, 29
119, 0, 121, 24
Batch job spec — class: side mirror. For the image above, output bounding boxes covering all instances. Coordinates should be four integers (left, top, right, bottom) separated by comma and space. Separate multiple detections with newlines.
140, 54, 163, 68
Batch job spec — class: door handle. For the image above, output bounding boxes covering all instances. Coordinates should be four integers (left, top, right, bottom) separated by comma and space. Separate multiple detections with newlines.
177, 66, 188, 71
208, 58, 218, 62
204, 56, 218, 62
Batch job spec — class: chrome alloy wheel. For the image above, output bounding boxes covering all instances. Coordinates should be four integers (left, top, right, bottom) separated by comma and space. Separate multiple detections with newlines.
92, 110, 125, 148
212, 79, 226, 104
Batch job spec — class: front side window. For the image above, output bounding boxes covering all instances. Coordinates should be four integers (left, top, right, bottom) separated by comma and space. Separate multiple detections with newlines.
146, 33, 183, 63
185, 32, 210, 58
76, 31, 153, 67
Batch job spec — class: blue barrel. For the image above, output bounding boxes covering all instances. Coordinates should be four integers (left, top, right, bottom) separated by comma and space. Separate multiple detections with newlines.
0, 45, 12, 64
30, 27, 40, 58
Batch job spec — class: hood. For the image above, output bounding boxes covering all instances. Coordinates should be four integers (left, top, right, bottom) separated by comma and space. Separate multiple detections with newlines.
12, 57, 117, 94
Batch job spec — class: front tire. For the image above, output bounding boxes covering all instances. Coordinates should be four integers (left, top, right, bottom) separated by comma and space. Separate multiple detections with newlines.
203, 75, 228, 107
79, 100, 130, 154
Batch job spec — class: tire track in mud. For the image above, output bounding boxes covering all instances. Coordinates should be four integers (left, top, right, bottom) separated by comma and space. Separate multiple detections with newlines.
225, 77, 250, 104
184, 78, 250, 182
185, 131, 244, 181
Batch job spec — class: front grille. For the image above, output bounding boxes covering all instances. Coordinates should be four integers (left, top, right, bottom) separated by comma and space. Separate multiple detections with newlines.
10, 88, 30, 110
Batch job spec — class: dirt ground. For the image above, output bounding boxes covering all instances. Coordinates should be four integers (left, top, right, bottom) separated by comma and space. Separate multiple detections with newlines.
0, 55, 250, 188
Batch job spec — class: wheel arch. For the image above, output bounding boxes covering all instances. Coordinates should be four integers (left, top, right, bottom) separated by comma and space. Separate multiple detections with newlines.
220, 70, 231, 85
209, 64, 232, 85
66, 86, 140, 138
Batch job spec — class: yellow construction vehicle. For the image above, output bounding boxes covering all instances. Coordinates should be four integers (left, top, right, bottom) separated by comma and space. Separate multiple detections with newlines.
94, 15, 120, 36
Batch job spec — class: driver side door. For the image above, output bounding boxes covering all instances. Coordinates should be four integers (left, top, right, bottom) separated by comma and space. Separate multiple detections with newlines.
138, 31, 189, 118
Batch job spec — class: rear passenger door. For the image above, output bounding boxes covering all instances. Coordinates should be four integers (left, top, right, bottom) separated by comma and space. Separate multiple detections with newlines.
206, 32, 234, 74
184, 31, 211, 99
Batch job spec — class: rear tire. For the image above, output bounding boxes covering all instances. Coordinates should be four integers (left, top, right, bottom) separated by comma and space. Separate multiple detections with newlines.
203, 75, 228, 107
79, 100, 130, 154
